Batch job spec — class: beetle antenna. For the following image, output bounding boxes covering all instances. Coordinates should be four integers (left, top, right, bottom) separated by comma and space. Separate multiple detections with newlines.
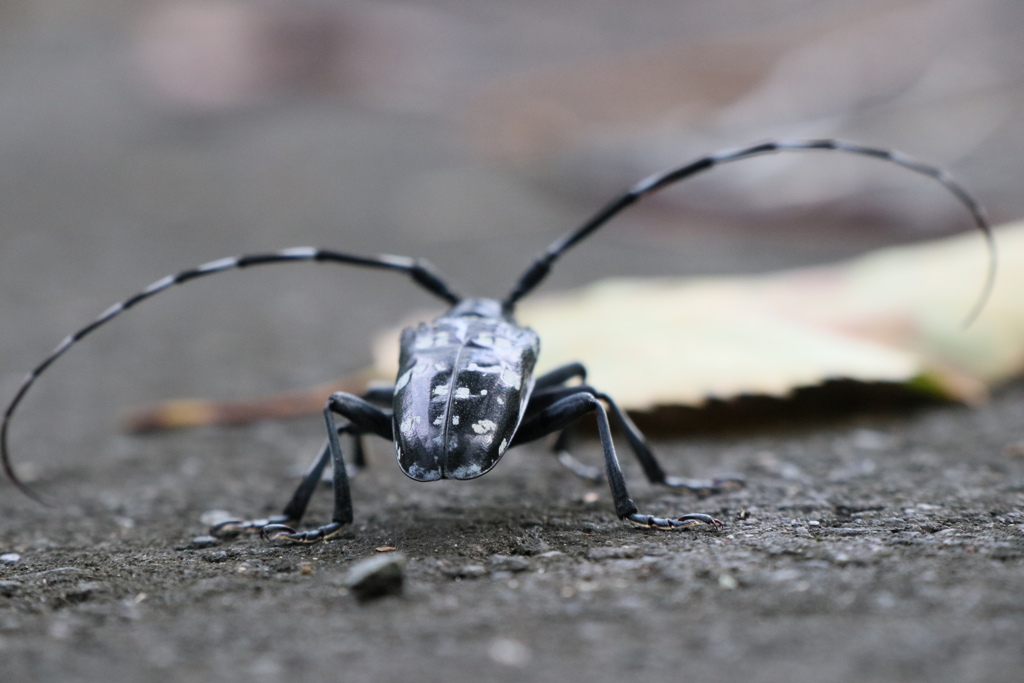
503, 138, 996, 324
2, 247, 461, 502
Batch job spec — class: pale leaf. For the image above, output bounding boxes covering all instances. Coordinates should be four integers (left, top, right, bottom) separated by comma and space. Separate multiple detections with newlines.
124, 220, 1016, 431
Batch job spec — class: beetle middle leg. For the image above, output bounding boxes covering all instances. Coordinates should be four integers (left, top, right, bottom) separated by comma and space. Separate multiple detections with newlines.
512, 387, 725, 530
530, 367, 744, 494
531, 363, 684, 486
596, 390, 744, 494
531, 363, 604, 482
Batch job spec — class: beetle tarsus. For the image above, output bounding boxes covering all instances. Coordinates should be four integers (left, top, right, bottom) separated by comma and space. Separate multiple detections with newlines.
260, 522, 344, 543
626, 512, 724, 530
210, 515, 292, 537
556, 449, 605, 483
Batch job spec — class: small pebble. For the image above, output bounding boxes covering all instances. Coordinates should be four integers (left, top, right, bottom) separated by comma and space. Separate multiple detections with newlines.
189, 535, 220, 549
0, 553, 20, 564
344, 553, 406, 601
66, 581, 109, 603
588, 546, 638, 561
487, 555, 530, 573
202, 551, 230, 563
488, 637, 532, 667
199, 509, 237, 527
512, 537, 549, 556
442, 564, 488, 580
0, 580, 22, 597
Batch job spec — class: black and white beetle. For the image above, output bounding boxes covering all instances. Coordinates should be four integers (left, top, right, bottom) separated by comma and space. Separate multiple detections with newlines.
1, 139, 994, 542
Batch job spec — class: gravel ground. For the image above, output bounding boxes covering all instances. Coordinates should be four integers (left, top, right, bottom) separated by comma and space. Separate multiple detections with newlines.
2, 2, 1024, 682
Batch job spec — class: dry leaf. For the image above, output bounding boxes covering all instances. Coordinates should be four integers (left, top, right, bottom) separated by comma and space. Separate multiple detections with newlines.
124, 220, 1016, 432
514, 224, 1015, 408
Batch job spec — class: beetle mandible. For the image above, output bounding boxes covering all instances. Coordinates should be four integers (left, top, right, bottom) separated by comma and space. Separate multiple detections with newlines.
1, 139, 994, 542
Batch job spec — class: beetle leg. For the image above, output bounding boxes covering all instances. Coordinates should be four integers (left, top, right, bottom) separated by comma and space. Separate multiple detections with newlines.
530, 363, 606, 481
553, 430, 604, 483
513, 390, 723, 530
302, 384, 391, 480
210, 439, 333, 537
348, 384, 393, 471
526, 382, 743, 494
214, 425, 368, 537
592, 389, 745, 495
262, 392, 393, 543
215, 426, 372, 538
295, 385, 396, 484
533, 362, 587, 389
217, 393, 393, 543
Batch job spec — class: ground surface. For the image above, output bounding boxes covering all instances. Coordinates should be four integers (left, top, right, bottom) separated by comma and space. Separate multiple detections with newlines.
2, 2, 1024, 682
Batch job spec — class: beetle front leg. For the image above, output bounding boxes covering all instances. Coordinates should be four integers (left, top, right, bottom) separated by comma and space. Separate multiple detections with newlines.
214, 392, 392, 543
211, 438, 332, 537
513, 391, 723, 530
212, 426, 369, 538
348, 384, 395, 471
261, 392, 393, 543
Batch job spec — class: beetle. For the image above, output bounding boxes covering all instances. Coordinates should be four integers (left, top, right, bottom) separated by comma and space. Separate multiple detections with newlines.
1, 139, 994, 542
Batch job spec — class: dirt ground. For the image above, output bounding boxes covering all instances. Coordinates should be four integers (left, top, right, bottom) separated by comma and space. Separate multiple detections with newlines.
2, 2, 1024, 682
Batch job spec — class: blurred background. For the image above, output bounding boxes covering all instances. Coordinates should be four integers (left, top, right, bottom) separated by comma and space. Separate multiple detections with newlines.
1, 0, 1023, 464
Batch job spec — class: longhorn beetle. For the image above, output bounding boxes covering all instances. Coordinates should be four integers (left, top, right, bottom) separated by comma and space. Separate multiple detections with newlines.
1, 140, 994, 542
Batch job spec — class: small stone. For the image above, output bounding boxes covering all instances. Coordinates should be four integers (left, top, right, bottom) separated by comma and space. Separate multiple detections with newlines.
851, 429, 894, 451
0, 581, 21, 597
202, 551, 229, 563
66, 581, 109, 603
189, 535, 219, 549
442, 564, 488, 580
488, 637, 532, 667
0, 553, 20, 564
199, 509, 237, 527
487, 555, 530, 573
344, 553, 406, 601
588, 546, 639, 561
511, 537, 549, 556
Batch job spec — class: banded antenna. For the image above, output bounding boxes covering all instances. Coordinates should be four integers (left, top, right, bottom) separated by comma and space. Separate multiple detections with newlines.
504, 138, 995, 326
1, 247, 460, 503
